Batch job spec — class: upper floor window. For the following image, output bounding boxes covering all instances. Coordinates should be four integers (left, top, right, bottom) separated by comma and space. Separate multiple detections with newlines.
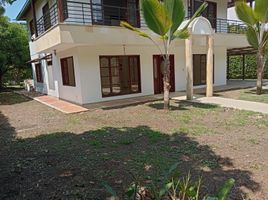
60, 56, 76, 87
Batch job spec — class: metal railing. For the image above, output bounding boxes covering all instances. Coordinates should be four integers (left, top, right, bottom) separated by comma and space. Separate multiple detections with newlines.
35, 1, 247, 36
36, 3, 58, 36
216, 18, 247, 34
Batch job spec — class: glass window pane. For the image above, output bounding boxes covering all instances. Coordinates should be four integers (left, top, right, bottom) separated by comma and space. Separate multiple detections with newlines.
101, 67, 109, 77
112, 85, 121, 94
110, 57, 119, 67
100, 57, 109, 68
102, 86, 111, 96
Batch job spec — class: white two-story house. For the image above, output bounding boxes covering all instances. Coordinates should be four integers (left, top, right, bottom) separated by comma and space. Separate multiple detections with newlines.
17, 0, 250, 105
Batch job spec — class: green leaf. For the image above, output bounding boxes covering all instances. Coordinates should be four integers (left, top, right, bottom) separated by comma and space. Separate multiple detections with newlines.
120, 21, 151, 39
159, 182, 173, 198
142, 0, 172, 36
246, 26, 259, 49
254, 0, 268, 23
163, 0, 185, 35
217, 178, 235, 200
180, 2, 208, 32
235, 1, 257, 26
173, 29, 190, 39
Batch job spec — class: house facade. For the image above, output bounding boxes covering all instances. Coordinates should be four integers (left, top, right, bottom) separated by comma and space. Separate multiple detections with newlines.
17, 0, 249, 105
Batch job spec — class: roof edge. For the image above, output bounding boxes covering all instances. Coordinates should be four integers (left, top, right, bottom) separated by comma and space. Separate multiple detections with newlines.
16, 0, 31, 21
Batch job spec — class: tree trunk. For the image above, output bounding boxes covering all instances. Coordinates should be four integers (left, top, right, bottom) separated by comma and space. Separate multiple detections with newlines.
256, 50, 265, 95
163, 56, 171, 110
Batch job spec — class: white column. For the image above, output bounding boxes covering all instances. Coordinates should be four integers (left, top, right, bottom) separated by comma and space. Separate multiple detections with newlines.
185, 36, 193, 100
206, 35, 214, 97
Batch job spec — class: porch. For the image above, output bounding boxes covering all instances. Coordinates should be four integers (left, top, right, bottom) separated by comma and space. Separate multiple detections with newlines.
84, 80, 267, 110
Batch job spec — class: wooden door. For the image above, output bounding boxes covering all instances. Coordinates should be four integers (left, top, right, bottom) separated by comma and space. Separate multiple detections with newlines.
42, 3, 51, 31
193, 54, 207, 86
153, 55, 175, 94
193, 54, 215, 86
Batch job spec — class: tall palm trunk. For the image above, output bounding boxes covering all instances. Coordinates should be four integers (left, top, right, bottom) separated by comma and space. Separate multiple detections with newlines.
256, 50, 265, 95
163, 56, 171, 110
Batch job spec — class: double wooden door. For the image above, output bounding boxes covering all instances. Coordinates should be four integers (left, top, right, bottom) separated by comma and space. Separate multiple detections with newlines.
193, 54, 214, 86
153, 55, 175, 94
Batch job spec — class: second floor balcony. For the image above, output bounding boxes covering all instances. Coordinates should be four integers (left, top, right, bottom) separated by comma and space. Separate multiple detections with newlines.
33, 0, 247, 39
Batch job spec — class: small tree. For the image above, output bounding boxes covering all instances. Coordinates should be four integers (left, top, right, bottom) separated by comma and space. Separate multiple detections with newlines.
235, 0, 268, 95
121, 0, 207, 110
0, 16, 30, 89
0, 0, 16, 16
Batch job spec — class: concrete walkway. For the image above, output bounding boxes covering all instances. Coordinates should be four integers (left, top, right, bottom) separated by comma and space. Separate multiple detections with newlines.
194, 96, 268, 114
34, 96, 88, 114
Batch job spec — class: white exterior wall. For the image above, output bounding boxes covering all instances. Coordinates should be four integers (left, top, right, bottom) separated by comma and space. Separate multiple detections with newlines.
56, 48, 83, 104
24, 0, 248, 105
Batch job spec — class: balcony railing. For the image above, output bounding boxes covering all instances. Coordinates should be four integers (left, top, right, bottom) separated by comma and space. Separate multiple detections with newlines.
215, 18, 247, 34
35, 1, 246, 37
36, 3, 58, 36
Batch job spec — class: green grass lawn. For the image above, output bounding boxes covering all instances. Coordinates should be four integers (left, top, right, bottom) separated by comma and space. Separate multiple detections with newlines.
1, 92, 268, 199
0, 92, 30, 105
239, 89, 268, 103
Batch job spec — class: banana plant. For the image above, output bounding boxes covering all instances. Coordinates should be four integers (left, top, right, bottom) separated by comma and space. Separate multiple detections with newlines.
121, 0, 207, 110
235, 0, 268, 95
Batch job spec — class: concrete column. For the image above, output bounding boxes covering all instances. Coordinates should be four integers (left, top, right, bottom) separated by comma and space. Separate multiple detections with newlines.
185, 36, 193, 100
206, 35, 214, 97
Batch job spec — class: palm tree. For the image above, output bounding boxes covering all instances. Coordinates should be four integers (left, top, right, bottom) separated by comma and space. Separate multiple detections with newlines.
121, 0, 207, 110
235, 0, 268, 95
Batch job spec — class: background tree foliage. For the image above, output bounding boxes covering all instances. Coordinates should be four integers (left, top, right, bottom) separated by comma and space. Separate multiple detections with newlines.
0, 16, 30, 89
228, 55, 268, 79
0, 0, 16, 16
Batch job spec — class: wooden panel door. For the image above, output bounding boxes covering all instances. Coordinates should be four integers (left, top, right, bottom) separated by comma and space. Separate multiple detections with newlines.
193, 54, 215, 86
153, 55, 175, 94
193, 54, 207, 86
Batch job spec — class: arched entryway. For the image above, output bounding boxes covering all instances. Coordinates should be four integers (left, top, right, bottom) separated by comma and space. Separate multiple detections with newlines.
180, 17, 215, 100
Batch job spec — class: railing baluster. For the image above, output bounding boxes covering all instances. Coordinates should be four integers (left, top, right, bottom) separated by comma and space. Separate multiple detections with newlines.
34, 1, 247, 36
82, 3, 85, 24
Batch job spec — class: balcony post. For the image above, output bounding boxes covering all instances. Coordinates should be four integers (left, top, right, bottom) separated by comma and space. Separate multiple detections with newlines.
206, 35, 214, 97
57, 0, 64, 22
185, 35, 193, 100
30, 0, 38, 37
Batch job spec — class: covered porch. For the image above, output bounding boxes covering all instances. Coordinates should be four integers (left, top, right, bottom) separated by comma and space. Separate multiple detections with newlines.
83, 80, 267, 110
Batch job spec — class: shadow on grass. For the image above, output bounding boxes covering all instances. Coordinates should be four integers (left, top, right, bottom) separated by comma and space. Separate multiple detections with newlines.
0, 111, 259, 200
0, 92, 31, 105
148, 101, 219, 111
244, 89, 268, 95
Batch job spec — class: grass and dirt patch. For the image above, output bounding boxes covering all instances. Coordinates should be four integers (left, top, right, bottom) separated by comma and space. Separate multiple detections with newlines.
216, 88, 268, 104
0, 92, 268, 199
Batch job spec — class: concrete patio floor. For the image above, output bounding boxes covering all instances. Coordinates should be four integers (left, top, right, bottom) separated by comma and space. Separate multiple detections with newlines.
21, 80, 268, 113
84, 80, 268, 110
34, 96, 88, 114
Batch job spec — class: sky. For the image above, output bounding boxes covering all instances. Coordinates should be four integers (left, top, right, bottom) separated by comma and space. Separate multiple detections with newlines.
4, 0, 239, 21
4, 0, 27, 21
